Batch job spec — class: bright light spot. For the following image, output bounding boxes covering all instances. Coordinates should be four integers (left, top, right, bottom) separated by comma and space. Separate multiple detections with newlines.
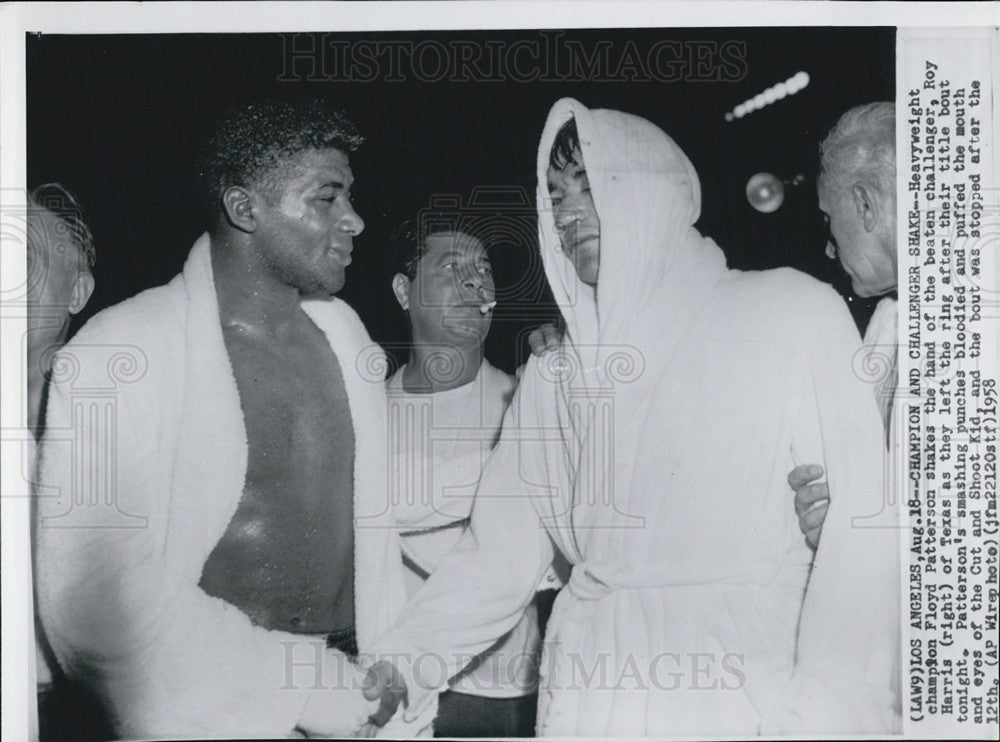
727, 70, 809, 121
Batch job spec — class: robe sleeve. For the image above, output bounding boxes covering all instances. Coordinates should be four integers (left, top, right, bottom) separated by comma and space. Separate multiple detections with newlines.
762, 291, 901, 734
34, 341, 375, 739
368, 366, 556, 721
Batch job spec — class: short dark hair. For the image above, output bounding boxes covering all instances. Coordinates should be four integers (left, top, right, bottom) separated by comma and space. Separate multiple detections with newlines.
392, 219, 453, 280
549, 118, 580, 171
197, 97, 363, 223
28, 182, 96, 271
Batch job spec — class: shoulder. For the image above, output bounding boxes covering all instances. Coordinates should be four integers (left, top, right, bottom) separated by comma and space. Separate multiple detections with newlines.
725, 267, 841, 307
386, 364, 406, 391
481, 360, 519, 400
65, 275, 186, 353
50, 277, 187, 405
303, 296, 375, 346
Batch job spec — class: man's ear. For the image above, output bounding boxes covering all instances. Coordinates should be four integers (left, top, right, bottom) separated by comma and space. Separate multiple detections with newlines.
391, 273, 410, 311
851, 182, 880, 233
222, 186, 257, 233
69, 271, 95, 315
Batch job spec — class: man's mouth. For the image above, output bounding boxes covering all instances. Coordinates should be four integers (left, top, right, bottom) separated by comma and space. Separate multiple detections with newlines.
456, 300, 497, 315
327, 249, 352, 266
566, 235, 598, 253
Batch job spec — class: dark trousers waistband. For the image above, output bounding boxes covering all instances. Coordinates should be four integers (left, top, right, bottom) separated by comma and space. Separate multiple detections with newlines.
325, 626, 358, 658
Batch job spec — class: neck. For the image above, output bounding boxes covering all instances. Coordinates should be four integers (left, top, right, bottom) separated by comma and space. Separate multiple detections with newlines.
403, 338, 484, 393
210, 230, 302, 331
27, 334, 66, 440
27, 363, 45, 440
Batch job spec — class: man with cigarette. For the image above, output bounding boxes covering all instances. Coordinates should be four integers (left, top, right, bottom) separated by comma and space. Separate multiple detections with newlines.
364, 98, 900, 736
790, 102, 897, 547
385, 221, 561, 737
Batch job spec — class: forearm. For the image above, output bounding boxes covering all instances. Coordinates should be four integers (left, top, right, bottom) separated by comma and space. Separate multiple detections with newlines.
369, 492, 553, 717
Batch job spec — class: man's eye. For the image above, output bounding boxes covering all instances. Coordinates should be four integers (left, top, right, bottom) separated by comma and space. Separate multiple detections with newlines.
319, 192, 351, 204
480, 266, 493, 278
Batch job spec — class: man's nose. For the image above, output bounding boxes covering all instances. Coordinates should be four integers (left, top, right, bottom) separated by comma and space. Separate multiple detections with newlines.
338, 204, 365, 237
825, 240, 837, 260
462, 273, 493, 299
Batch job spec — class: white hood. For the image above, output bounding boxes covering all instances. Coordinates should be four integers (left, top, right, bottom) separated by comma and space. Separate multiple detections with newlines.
535, 98, 725, 371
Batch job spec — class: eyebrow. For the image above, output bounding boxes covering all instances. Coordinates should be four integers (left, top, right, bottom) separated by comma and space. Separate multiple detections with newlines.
316, 178, 353, 192
434, 250, 489, 262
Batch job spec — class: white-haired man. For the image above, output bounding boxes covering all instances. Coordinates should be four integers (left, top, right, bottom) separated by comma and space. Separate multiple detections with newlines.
23, 184, 102, 742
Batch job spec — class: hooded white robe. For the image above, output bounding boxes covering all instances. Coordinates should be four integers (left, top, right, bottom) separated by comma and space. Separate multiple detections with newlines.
34, 236, 433, 738
371, 99, 900, 736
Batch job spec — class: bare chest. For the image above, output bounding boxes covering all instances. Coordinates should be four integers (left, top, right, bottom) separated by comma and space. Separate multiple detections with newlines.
222, 321, 355, 491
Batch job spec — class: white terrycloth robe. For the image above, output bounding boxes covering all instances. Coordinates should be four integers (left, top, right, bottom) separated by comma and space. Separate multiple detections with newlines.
373, 98, 900, 736
34, 235, 423, 738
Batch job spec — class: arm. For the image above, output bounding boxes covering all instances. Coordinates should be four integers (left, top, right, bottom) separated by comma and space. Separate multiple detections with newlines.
765, 297, 900, 733
366, 372, 556, 723
35, 342, 373, 738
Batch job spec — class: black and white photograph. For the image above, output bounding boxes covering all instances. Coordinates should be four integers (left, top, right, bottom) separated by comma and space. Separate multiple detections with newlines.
1, 3, 996, 740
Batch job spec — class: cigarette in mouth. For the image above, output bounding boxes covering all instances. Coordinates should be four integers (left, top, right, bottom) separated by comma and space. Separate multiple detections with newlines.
479, 301, 498, 314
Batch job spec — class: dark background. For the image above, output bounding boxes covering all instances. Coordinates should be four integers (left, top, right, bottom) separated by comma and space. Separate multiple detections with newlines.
27, 28, 894, 374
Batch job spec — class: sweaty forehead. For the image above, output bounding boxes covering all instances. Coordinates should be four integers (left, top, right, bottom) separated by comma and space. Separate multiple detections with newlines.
281, 147, 353, 187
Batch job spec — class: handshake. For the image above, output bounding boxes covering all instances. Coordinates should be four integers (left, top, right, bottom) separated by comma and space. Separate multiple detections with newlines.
296, 660, 411, 738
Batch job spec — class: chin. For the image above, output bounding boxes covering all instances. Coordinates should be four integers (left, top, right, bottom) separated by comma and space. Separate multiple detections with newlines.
449, 324, 489, 343
319, 272, 347, 295
853, 282, 885, 299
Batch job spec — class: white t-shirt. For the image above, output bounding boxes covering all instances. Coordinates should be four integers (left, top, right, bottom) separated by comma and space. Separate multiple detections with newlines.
387, 359, 541, 698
